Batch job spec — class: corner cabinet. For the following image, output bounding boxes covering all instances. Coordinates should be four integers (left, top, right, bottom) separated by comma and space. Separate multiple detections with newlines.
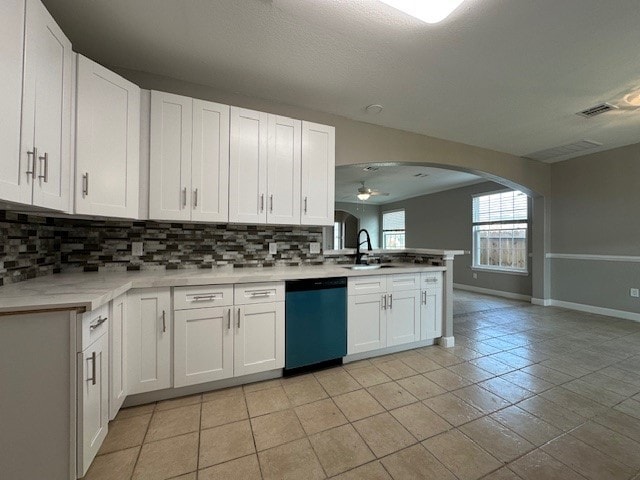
149, 91, 230, 222
126, 288, 172, 395
75, 55, 140, 218
301, 121, 335, 226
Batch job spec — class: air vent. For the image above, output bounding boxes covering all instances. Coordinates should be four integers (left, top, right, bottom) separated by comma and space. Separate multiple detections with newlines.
525, 140, 603, 162
576, 103, 618, 118
363, 166, 379, 172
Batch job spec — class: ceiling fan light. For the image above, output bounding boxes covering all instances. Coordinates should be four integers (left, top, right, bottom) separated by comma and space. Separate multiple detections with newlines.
378, 0, 465, 24
623, 90, 640, 107
357, 192, 371, 201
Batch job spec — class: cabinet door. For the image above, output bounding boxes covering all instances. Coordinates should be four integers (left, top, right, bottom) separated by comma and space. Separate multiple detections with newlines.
421, 288, 443, 340
149, 91, 192, 221
347, 293, 386, 354
300, 121, 335, 226
191, 99, 230, 222
229, 107, 268, 224
77, 333, 109, 478
23, 0, 72, 211
174, 306, 234, 387
76, 55, 140, 218
0, 0, 28, 204
109, 293, 127, 420
267, 115, 301, 225
387, 290, 421, 347
126, 288, 172, 394
234, 302, 284, 376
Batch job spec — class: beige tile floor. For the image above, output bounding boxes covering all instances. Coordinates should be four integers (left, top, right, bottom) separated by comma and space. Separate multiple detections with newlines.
84, 291, 640, 480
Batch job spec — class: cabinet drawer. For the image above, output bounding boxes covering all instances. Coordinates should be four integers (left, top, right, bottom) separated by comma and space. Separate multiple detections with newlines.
348, 275, 386, 295
421, 272, 443, 290
174, 285, 234, 310
234, 282, 284, 305
78, 304, 109, 352
388, 273, 420, 292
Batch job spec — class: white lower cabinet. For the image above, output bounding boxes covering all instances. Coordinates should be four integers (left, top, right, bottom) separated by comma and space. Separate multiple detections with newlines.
234, 301, 285, 376
420, 272, 444, 340
348, 272, 441, 355
174, 306, 234, 387
127, 288, 172, 395
109, 293, 127, 420
77, 331, 109, 478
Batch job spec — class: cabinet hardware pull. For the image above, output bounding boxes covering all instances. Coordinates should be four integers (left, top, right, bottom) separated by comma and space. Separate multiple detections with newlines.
260, 194, 265, 212
249, 291, 271, 297
426, 278, 438, 283
26, 147, 37, 176
88, 351, 97, 385
82, 173, 89, 197
270, 194, 273, 213
304, 196, 308, 214
182, 187, 187, 207
382, 294, 387, 310
162, 310, 167, 333
227, 309, 231, 330
38, 152, 48, 182
237, 308, 241, 328
194, 188, 198, 207
388, 294, 393, 309
192, 295, 215, 301
422, 291, 426, 305
89, 316, 108, 330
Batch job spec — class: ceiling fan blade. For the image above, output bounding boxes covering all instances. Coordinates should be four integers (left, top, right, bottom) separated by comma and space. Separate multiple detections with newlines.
369, 191, 390, 196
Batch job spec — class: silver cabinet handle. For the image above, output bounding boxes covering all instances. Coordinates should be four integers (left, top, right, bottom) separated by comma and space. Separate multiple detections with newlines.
425, 278, 439, 283
162, 310, 167, 333
249, 291, 271, 297
182, 187, 187, 207
87, 351, 97, 385
270, 194, 274, 213
422, 291, 426, 305
26, 147, 37, 177
192, 294, 216, 301
237, 307, 241, 328
382, 294, 387, 310
38, 152, 48, 182
227, 309, 231, 330
388, 294, 393, 309
82, 173, 89, 197
304, 196, 308, 214
260, 193, 265, 212
194, 188, 198, 207
89, 316, 108, 330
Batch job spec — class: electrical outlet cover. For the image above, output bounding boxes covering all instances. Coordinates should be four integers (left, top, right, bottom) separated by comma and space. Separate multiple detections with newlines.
631, 288, 639, 298
269, 243, 277, 255
309, 242, 321, 254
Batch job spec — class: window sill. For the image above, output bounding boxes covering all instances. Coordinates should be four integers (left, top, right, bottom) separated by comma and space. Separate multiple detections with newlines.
471, 266, 529, 276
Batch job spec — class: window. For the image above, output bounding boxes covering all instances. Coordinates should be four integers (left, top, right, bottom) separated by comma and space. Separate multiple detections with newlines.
472, 190, 528, 273
382, 209, 405, 249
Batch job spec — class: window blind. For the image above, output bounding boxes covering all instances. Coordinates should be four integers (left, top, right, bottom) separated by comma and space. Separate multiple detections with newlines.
383, 210, 405, 230
473, 191, 527, 223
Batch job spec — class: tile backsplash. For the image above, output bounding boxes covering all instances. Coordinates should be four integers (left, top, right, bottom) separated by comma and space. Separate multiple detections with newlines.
0, 210, 323, 286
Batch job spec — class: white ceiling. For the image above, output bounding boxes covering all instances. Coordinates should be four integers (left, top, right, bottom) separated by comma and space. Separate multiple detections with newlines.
43, 0, 640, 162
335, 164, 484, 205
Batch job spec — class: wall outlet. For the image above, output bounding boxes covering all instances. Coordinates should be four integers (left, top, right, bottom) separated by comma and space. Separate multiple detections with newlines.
269, 242, 277, 255
131, 242, 144, 256
472, 272, 478, 279
631, 288, 639, 298
309, 242, 321, 254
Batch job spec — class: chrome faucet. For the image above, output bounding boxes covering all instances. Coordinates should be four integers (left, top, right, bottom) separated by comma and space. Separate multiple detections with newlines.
355, 229, 372, 265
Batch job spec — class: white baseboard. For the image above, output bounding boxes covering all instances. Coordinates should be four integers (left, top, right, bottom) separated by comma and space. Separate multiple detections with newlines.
531, 297, 551, 306
548, 299, 640, 323
453, 283, 531, 302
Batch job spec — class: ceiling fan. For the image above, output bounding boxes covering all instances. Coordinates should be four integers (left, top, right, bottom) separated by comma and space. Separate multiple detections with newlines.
357, 181, 389, 201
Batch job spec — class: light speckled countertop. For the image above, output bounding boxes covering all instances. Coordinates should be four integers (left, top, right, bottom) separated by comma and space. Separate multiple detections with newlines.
0, 263, 447, 314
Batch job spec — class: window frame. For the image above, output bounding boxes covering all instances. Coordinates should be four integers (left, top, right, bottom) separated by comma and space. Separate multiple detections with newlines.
471, 189, 529, 275
382, 208, 406, 250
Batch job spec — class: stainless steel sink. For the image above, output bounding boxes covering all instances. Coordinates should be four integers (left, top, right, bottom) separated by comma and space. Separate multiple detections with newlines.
341, 264, 400, 270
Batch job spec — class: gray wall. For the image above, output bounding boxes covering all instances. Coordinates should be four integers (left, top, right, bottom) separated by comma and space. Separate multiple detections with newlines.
335, 202, 381, 249
550, 143, 640, 313
382, 182, 533, 296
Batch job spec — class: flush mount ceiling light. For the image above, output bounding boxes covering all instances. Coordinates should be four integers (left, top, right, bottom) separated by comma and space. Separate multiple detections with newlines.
357, 192, 371, 201
365, 104, 384, 114
378, 0, 465, 24
624, 90, 640, 107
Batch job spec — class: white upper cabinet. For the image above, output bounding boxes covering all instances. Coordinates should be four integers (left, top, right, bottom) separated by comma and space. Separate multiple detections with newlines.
12, 0, 72, 211
149, 91, 193, 221
0, 0, 26, 204
267, 115, 301, 224
301, 121, 335, 226
150, 91, 230, 222
229, 107, 268, 224
191, 99, 230, 222
75, 55, 140, 218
